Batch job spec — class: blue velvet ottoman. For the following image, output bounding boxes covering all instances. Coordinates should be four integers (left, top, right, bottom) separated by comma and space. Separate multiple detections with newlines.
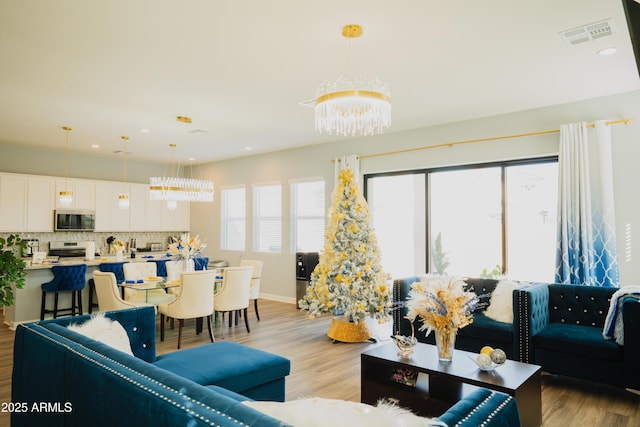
153, 341, 291, 401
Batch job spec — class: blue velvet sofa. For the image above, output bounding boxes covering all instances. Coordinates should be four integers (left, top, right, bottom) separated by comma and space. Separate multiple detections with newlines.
12, 306, 290, 426
520, 283, 640, 390
393, 276, 530, 361
12, 306, 522, 426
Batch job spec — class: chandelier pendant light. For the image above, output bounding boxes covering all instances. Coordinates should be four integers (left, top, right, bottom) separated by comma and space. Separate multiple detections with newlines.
149, 144, 214, 210
314, 24, 391, 136
118, 136, 130, 210
59, 126, 74, 207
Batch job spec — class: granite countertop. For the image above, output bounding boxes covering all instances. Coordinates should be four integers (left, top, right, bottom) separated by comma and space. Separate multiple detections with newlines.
25, 252, 171, 270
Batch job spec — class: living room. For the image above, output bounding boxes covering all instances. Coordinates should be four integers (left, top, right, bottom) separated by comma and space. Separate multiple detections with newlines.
1, 2, 640, 426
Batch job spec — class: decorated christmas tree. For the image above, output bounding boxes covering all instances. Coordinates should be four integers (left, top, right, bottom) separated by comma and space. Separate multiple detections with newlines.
299, 168, 391, 340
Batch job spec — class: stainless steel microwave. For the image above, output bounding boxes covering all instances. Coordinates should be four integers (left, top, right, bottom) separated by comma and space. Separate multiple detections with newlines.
54, 210, 95, 231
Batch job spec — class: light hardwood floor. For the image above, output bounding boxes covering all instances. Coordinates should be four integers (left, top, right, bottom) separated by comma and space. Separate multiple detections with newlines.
1, 299, 638, 426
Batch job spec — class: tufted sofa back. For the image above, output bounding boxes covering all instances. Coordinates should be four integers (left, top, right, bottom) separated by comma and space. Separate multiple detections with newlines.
547, 284, 613, 328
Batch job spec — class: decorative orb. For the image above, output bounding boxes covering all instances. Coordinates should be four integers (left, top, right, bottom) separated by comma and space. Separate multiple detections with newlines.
480, 346, 494, 356
476, 353, 493, 369
491, 348, 507, 364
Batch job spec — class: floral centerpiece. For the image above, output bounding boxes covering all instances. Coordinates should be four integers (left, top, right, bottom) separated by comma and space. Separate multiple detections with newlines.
406, 276, 481, 362
167, 233, 206, 262
109, 239, 125, 253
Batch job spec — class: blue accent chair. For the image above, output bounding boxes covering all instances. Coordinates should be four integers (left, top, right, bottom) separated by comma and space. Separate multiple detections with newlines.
194, 257, 209, 271
148, 259, 168, 277
40, 264, 87, 320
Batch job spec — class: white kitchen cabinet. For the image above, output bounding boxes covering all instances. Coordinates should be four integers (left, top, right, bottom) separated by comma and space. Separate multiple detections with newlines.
94, 181, 130, 231
0, 174, 28, 231
55, 179, 95, 210
129, 183, 162, 231
26, 176, 55, 231
161, 200, 190, 231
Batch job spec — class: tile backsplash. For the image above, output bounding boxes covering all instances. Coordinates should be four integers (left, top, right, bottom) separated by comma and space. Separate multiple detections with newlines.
0, 231, 181, 255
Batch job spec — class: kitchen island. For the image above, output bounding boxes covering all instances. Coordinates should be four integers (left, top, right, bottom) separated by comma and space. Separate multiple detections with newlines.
3, 254, 169, 329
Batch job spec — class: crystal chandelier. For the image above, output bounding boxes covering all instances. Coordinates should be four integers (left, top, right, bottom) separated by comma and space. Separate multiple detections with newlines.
118, 136, 130, 210
59, 126, 73, 207
149, 144, 214, 210
314, 25, 391, 136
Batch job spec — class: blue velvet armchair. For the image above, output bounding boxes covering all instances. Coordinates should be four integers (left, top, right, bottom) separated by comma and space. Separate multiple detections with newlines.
520, 283, 640, 390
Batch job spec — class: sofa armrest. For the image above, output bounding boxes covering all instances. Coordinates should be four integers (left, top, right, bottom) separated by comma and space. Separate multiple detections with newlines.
437, 388, 521, 427
516, 283, 549, 363
623, 297, 640, 364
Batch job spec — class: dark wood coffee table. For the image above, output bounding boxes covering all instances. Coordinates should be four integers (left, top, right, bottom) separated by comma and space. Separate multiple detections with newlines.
361, 342, 541, 427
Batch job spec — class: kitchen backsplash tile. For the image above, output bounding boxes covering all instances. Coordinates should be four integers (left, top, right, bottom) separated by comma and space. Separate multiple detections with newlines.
0, 231, 180, 256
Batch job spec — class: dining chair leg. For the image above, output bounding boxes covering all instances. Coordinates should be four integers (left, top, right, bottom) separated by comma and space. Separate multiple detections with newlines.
40, 292, 46, 321
160, 314, 165, 341
243, 308, 250, 333
228, 312, 233, 327
254, 299, 260, 321
207, 315, 215, 343
177, 319, 184, 349
77, 290, 83, 315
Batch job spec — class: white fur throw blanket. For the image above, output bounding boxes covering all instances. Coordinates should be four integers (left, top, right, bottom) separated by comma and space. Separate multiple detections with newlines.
243, 397, 446, 427
602, 286, 640, 345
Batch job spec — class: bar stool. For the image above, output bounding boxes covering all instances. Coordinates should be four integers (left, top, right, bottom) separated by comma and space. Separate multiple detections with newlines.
40, 264, 87, 320
88, 261, 128, 314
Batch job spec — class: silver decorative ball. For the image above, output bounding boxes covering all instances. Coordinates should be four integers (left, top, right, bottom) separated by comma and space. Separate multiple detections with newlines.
476, 353, 493, 369
491, 348, 507, 364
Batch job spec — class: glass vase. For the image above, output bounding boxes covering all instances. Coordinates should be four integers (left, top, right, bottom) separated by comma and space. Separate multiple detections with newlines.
435, 326, 457, 362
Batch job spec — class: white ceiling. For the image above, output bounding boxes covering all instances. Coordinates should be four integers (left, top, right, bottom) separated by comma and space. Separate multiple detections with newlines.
1, 0, 639, 165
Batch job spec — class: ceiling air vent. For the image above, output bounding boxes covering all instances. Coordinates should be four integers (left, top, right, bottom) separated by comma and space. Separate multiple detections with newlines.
560, 19, 616, 45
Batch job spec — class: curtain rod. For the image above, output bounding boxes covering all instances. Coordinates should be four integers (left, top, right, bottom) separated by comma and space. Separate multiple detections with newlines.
352, 117, 634, 161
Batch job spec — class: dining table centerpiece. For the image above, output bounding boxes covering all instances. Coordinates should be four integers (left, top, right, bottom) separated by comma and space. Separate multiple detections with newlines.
405, 276, 481, 362
167, 233, 206, 271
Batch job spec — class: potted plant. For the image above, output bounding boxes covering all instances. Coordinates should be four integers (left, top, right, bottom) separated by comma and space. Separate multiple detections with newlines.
0, 234, 29, 307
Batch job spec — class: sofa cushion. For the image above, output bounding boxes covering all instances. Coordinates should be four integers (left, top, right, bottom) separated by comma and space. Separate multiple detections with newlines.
459, 313, 513, 344
534, 323, 622, 361
484, 280, 525, 323
67, 313, 133, 355
154, 341, 290, 396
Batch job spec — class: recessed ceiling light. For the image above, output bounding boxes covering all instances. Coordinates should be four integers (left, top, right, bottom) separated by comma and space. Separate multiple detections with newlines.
597, 47, 618, 55
140, 128, 150, 133
245, 147, 253, 151
188, 157, 196, 161
91, 144, 100, 148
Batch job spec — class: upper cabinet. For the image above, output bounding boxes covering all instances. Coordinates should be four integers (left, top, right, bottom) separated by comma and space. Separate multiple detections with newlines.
0, 173, 189, 233
0, 174, 56, 232
94, 181, 130, 232
26, 176, 55, 231
55, 179, 95, 210
0, 174, 28, 231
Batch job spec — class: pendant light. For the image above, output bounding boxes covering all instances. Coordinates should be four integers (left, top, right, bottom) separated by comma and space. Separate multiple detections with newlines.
118, 136, 130, 210
149, 143, 214, 211
59, 126, 73, 207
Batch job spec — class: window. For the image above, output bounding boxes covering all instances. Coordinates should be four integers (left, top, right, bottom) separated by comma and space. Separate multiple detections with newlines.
365, 158, 558, 282
366, 173, 426, 277
253, 184, 282, 253
291, 179, 325, 253
220, 187, 246, 251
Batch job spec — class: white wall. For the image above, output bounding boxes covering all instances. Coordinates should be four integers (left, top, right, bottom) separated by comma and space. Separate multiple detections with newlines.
191, 89, 640, 300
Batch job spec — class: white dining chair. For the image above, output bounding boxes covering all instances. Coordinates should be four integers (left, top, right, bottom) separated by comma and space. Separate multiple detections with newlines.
158, 270, 216, 349
92, 271, 153, 312
122, 262, 175, 305
240, 259, 264, 321
214, 266, 253, 336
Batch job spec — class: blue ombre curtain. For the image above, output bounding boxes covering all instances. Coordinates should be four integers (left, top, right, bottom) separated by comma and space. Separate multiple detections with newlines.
555, 121, 619, 287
